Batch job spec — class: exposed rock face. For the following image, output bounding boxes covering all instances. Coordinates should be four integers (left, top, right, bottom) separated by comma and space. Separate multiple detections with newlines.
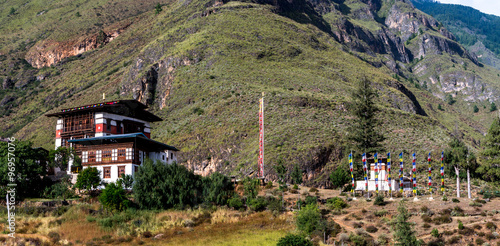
438, 72, 497, 102
412, 34, 479, 65
25, 26, 129, 68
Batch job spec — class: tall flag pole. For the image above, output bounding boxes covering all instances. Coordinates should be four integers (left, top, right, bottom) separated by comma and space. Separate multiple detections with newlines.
388, 152, 392, 198
258, 93, 265, 179
363, 153, 368, 198
412, 153, 417, 197
349, 151, 354, 196
378, 155, 382, 195
428, 152, 432, 193
399, 152, 404, 193
374, 153, 379, 195
441, 151, 445, 196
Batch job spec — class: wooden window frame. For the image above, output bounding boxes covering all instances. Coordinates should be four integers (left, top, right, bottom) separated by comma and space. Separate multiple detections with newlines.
103, 167, 111, 179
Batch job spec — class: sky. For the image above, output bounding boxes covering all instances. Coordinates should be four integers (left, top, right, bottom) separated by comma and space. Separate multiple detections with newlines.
437, 0, 500, 17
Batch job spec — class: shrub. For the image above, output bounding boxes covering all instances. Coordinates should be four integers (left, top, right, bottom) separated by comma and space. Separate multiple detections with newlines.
48, 232, 60, 243
476, 238, 485, 245
99, 182, 130, 212
248, 196, 268, 211
330, 168, 350, 189
265, 181, 273, 189
452, 198, 460, 203
431, 228, 439, 237
366, 225, 378, 233
374, 196, 386, 206
133, 160, 203, 210
442, 195, 448, 201
227, 195, 243, 210
296, 204, 322, 235
309, 187, 318, 193
447, 235, 461, 244
486, 221, 497, 230
458, 220, 464, 230
326, 197, 348, 211
422, 223, 431, 228
304, 196, 317, 205
276, 234, 313, 246
422, 214, 432, 223
75, 167, 101, 193
433, 215, 452, 225
202, 172, 234, 206
374, 210, 388, 217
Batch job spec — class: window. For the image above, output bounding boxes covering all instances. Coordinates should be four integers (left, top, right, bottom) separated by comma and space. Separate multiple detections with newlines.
126, 148, 133, 160
82, 151, 88, 163
162, 154, 165, 160
118, 148, 126, 161
134, 165, 138, 173
96, 150, 102, 162
103, 167, 111, 179
171, 153, 174, 159
112, 149, 117, 161
102, 150, 112, 162
118, 166, 125, 177
88, 151, 96, 163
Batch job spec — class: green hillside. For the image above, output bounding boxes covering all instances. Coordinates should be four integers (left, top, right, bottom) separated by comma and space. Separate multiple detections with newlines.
1, 0, 499, 185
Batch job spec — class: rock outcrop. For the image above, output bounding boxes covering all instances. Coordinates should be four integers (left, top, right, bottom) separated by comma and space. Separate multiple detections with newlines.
25, 25, 129, 68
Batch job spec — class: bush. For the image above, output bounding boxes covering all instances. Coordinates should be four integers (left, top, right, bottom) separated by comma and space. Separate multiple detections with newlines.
304, 196, 317, 205
296, 204, 322, 235
99, 182, 130, 211
330, 168, 350, 189
433, 215, 452, 225
366, 225, 378, 233
452, 198, 460, 203
48, 232, 60, 243
309, 187, 318, 193
277, 234, 313, 246
431, 228, 439, 238
326, 197, 348, 211
422, 214, 432, 223
202, 172, 234, 206
248, 196, 268, 211
447, 236, 461, 244
374, 196, 386, 206
476, 238, 485, 245
374, 210, 388, 217
133, 160, 203, 209
75, 167, 101, 193
486, 221, 497, 230
227, 195, 243, 210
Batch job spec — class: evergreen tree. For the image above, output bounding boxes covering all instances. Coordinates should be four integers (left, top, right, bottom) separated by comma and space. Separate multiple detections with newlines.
274, 158, 287, 190
478, 118, 500, 183
329, 167, 350, 189
154, 3, 163, 15
490, 102, 497, 112
444, 138, 477, 198
347, 78, 385, 154
99, 182, 129, 212
473, 105, 479, 113
290, 163, 303, 185
392, 200, 419, 246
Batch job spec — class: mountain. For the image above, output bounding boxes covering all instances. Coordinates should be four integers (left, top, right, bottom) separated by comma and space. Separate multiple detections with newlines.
411, 0, 500, 70
1, 0, 499, 187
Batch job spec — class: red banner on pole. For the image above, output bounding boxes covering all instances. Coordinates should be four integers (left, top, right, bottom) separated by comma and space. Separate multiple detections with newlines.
259, 96, 264, 178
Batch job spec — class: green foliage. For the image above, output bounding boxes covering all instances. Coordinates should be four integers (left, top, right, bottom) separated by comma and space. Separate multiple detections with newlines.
99, 182, 130, 212
43, 177, 75, 200
117, 174, 134, 190
347, 78, 385, 153
248, 196, 268, 211
276, 234, 313, 246
330, 167, 350, 189
49, 146, 79, 171
227, 195, 244, 210
445, 94, 456, 105
479, 118, 500, 182
202, 172, 234, 205
242, 177, 260, 201
154, 3, 162, 15
0, 140, 49, 200
304, 195, 317, 205
473, 105, 479, 113
437, 104, 443, 111
74, 167, 101, 193
295, 204, 322, 235
9, 7, 15, 15
290, 163, 302, 185
75, 12, 81, 17
457, 220, 464, 230
374, 195, 386, 206
274, 158, 287, 190
444, 138, 478, 179
490, 102, 497, 112
326, 197, 348, 211
392, 200, 419, 246
133, 159, 202, 209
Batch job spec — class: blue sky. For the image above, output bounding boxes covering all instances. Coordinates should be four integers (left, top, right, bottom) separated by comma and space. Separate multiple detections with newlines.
437, 0, 500, 17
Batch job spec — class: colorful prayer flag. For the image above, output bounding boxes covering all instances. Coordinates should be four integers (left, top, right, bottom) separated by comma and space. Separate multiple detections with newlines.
375, 153, 378, 194
441, 151, 445, 192
428, 152, 432, 192
387, 153, 391, 193
412, 153, 417, 194
399, 152, 403, 193
349, 152, 354, 194
363, 153, 367, 192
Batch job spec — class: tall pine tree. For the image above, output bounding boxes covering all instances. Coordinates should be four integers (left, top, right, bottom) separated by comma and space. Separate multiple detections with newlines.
478, 117, 500, 183
392, 200, 419, 246
347, 78, 385, 154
